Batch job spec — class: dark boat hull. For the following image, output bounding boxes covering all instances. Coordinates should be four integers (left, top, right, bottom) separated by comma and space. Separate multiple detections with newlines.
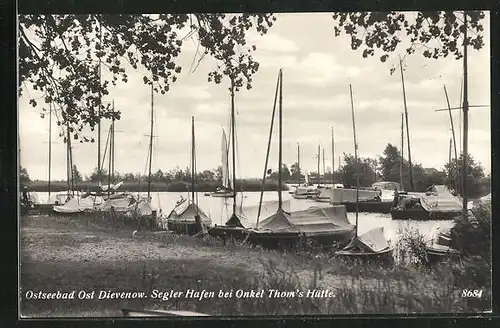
390, 208, 462, 221
209, 226, 355, 250
425, 246, 461, 264
167, 221, 211, 236
335, 248, 395, 266
334, 201, 393, 214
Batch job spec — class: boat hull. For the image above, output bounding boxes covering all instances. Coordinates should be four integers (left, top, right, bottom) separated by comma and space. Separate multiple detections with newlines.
334, 201, 393, 214
335, 247, 395, 266
167, 221, 210, 236
210, 192, 236, 198
390, 208, 462, 220
209, 225, 355, 250
246, 229, 355, 250
292, 193, 317, 199
426, 247, 461, 264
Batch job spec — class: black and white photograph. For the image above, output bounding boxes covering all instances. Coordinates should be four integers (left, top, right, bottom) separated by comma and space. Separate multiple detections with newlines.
18, 11, 492, 317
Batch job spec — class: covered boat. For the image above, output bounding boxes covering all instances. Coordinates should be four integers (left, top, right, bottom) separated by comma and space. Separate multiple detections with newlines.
243, 205, 355, 250
52, 195, 104, 215
390, 185, 463, 220
208, 200, 292, 239
164, 197, 212, 235
336, 227, 394, 263
425, 225, 460, 263
292, 185, 319, 199
330, 187, 392, 213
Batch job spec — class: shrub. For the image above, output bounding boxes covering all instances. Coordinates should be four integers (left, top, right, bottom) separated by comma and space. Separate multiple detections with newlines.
450, 201, 491, 262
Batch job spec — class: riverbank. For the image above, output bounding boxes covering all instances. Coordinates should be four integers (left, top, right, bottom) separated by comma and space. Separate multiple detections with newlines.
25, 180, 290, 193
20, 214, 490, 317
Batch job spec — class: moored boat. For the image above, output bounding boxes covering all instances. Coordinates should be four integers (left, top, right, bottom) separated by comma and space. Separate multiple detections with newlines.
390, 185, 462, 220
164, 197, 212, 235
424, 226, 460, 263
336, 227, 394, 264
292, 185, 319, 199
165, 117, 212, 235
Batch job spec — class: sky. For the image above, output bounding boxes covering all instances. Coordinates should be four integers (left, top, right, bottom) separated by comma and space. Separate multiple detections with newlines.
18, 12, 491, 181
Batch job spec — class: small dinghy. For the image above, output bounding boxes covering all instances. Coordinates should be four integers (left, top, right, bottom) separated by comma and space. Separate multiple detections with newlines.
336, 227, 394, 264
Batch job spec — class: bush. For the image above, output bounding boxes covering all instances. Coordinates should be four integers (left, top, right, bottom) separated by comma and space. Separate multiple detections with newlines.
450, 201, 491, 262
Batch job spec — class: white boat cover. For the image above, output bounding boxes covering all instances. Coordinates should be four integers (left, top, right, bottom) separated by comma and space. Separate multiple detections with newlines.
419, 185, 462, 213
235, 200, 291, 228
99, 194, 136, 212
125, 197, 154, 217
256, 205, 354, 235
164, 199, 212, 228
53, 196, 103, 213
317, 187, 332, 199
340, 227, 391, 254
331, 188, 380, 203
294, 186, 318, 195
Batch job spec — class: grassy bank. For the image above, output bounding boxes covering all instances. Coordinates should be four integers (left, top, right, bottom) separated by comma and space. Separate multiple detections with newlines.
25, 179, 290, 193
20, 212, 490, 317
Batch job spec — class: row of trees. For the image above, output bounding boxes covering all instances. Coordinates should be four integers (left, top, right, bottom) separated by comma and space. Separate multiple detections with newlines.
265, 143, 489, 198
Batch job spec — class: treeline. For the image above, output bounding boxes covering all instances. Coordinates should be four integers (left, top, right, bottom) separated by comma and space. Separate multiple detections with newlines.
265, 143, 490, 199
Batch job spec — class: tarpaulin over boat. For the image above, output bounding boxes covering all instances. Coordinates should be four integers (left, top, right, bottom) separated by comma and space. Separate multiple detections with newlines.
53, 196, 103, 213
257, 205, 354, 235
165, 199, 211, 225
99, 194, 136, 212
235, 200, 292, 228
419, 185, 462, 213
125, 197, 154, 217
331, 188, 381, 203
317, 187, 332, 199
339, 227, 391, 254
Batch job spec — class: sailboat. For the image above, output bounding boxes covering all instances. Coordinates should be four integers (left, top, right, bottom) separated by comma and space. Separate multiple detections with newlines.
210, 128, 235, 197
336, 85, 393, 262
239, 69, 355, 250
165, 117, 212, 235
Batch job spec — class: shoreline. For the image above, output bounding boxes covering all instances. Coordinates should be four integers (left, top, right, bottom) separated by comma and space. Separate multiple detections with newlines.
20, 214, 490, 317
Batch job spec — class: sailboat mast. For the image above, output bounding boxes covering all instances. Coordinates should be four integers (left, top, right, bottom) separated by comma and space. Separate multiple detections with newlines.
66, 124, 71, 195
331, 128, 334, 185
462, 11, 469, 212
111, 100, 115, 183
97, 15, 102, 185
322, 148, 325, 182
278, 69, 283, 209
230, 79, 237, 214
444, 85, 458, 161
256, 72, 280, 227
399, 55, 414, 191
148, 83, 154, 199
400, 112, 404, 190
191, 116, 195, 203
316, 144, 320, 183
107, 120, 112, 199
69, 133, 74, 196
349, 84, 360, 238
449, 138, 452, 164
48, 103, 52, 198
297, 142, 300, 185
